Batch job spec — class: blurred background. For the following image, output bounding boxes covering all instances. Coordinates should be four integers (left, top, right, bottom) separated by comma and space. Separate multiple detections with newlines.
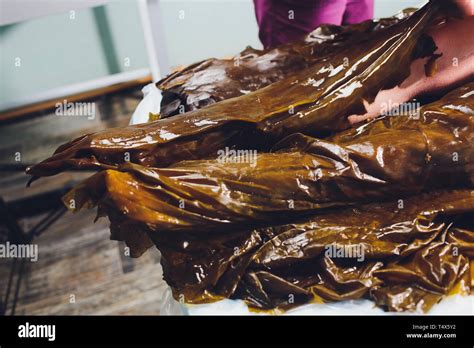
0, 0, 427, 315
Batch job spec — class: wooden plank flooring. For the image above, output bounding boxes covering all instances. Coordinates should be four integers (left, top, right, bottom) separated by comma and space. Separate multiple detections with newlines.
0, 88, 169, 315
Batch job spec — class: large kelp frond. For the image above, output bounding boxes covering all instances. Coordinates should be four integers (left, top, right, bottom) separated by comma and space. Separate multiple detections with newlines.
156, 9, 416, 118
86, 188, 474, 311
172, 190, 474, 311
62, 83, 474, 234
27, 2, 440, 180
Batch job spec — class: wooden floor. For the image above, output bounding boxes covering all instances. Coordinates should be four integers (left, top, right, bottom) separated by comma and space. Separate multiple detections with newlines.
0, 89, 169, 315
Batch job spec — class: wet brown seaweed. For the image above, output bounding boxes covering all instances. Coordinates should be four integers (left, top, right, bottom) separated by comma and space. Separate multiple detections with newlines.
156, 9, 415, 118
26, 2, 474, 313
63, 84, 474, 234
26, 2, 440, 180
61, 83, 474, 312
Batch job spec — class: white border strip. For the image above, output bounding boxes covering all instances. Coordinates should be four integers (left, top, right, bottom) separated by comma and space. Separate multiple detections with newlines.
0, 68, 151, 112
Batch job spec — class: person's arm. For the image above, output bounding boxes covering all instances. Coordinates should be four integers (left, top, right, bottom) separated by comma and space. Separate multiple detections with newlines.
455, 0, 474, 16
349, 3, 474, 124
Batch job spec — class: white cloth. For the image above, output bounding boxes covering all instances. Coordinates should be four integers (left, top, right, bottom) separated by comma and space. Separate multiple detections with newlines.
129, 83, 162, 125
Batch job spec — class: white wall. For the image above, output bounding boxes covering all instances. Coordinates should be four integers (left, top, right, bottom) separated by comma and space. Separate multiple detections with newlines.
158, 0, 261, 67
0, 1, 149, 107
0, 0, 261, 108
375, 0, 428, 18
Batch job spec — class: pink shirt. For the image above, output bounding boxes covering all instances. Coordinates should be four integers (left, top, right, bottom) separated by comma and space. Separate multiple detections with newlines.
253, 0, 374, 48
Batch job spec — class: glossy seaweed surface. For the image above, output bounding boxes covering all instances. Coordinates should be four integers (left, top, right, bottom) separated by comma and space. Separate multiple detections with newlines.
27, 3, 439, 179
63, 83, 474, 312
27, 2, 474, 312
156, 9, 415, 118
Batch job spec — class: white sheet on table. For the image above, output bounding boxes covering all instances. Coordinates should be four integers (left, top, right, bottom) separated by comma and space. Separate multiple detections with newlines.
158, 286, 474, 315
129, 83, 162, 125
